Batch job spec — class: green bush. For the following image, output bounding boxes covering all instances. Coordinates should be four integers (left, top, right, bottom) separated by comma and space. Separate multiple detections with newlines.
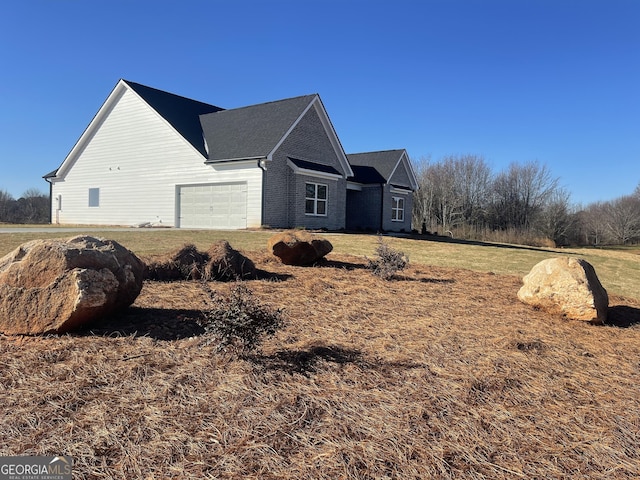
199, 283, 285, 353
367, 237, 409, 280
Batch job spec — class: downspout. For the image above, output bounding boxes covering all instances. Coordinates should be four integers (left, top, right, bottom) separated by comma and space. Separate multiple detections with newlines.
44, 175, 53, 224
258, 158, 267, 227
379, 183, 385, 232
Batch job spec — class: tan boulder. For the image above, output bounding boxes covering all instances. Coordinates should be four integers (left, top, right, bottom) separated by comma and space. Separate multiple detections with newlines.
267, 230, 333, 266
517, 257, 608, 324
0, 236, 144, 335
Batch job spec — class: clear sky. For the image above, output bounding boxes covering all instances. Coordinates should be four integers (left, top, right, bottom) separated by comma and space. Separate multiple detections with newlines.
1, 0, 638, 206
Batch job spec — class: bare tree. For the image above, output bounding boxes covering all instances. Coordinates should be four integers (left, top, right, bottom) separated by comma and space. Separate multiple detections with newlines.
430, 159, 464, 233
580, 202, 609, 246
412, 155, 492, 235
0, 189, 14, 223
412, 156, 436, 232
18, 189, 49, 224
535, 188, 575, 245
454, 154, 492, 234
603, 195, 640, 244
488, 161, 559, 231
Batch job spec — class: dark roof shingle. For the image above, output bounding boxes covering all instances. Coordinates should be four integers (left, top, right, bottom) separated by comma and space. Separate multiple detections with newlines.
288, 157, 341, 176
124, 80, 223, 156
200, 95, 317, 162
346, 149, 408, 184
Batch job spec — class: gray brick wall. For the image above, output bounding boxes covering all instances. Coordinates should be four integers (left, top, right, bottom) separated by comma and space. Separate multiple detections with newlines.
263, 104, 347, 229
381, 185, 413, 232
346, 186, 382, 231
289, 175, 346, 230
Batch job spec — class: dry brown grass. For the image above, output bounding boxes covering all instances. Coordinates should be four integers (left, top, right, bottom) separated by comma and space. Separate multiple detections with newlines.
1, 248, 640, 479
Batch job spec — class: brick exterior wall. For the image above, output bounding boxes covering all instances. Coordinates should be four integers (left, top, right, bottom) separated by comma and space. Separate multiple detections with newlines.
346, 186, 383, 231
381, 186, 413, 232
262, 104, 347, 229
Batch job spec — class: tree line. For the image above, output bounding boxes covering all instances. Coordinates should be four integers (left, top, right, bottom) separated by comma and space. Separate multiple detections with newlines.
2, 170, 639, 247
0, 188, 50, 224
412, 155, 640, 247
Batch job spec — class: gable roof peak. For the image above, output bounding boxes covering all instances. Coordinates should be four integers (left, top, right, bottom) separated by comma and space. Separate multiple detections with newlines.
122, 79, 224, 157
200, 94, 320, 162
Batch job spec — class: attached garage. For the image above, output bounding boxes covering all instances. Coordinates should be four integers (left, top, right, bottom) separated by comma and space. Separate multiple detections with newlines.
178, 183, 248, 229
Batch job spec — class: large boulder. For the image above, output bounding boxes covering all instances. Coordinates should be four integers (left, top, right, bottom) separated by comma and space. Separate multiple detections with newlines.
517, 257, 609, 324
205, 240, 256, 281
267, 230, 333, 266
0, 236, 145, 335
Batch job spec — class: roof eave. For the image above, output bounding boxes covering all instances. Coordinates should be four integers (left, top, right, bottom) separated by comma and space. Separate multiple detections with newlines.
287, 158, 343, 180
52, 79, 129, 180
205, 156, 267, 164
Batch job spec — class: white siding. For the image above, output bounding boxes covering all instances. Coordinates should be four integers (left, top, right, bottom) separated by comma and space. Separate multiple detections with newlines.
50, 87, 262, 228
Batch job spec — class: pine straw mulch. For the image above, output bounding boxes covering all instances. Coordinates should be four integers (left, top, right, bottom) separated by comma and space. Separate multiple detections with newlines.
1, 251, 640, 479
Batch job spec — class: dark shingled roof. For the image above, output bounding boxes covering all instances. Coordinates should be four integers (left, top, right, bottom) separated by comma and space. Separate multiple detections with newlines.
124, 80, 224, 157
200, 94, 317, 162
288, 157, 341, 176
347, 150, 406, 182
348, 165, 387, 184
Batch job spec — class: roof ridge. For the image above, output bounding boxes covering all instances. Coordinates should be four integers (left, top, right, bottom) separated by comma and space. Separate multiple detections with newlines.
348, 148, 404, 156
217, 93, 318, 114
122, 79, 223, 110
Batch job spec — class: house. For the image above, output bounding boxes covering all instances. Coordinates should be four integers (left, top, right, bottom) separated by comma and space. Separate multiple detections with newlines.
45, 80, 417, 232
346, 150, 418, 232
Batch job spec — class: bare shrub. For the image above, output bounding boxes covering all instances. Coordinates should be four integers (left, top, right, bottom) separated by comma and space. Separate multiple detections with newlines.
199, 283, 285, 353
144, 244, 207, 280
367, 237, 409, 280
205, 240, 256, 281
144, 242, 256, 281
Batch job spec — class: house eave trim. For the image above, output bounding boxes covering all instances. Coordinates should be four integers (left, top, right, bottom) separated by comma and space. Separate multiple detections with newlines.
205, 156, 267, 164
390, 186, 413, 194
288, 158, 343, 180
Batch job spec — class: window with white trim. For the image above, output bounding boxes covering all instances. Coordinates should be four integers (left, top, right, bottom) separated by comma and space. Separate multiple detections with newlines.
305, 182, 327, 216
392, 196, 404, 221
88, 188, 100, 207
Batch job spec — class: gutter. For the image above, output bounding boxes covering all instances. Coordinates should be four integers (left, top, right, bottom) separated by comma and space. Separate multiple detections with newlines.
205, 156, 266, 165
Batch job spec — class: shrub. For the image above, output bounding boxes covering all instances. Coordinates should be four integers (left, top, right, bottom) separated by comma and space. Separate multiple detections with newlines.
367, 237, 409, 280
199, 283, 285, 353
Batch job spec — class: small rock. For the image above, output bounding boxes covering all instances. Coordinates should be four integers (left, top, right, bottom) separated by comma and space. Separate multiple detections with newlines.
517, 257, 608, 324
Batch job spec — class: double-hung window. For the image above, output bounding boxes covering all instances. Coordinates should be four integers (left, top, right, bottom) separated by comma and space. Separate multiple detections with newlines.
392, 196, 404, 222
305, 182, 327, 216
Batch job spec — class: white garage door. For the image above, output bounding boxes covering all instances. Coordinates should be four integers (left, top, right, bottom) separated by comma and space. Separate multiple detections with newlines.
178, 183, 247, 229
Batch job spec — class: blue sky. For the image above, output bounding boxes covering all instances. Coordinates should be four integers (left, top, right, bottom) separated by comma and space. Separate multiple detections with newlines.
1, 0, 638, 206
